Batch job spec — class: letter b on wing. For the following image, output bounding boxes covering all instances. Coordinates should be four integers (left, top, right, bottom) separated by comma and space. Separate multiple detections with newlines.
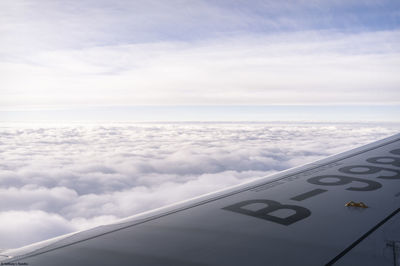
222, 199, 311, 226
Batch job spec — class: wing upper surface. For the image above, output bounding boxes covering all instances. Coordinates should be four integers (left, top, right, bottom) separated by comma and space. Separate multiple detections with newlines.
1, 133, 400, 265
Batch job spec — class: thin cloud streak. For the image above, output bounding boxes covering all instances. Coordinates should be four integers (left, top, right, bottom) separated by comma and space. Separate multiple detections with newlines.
1, 31, 400, 108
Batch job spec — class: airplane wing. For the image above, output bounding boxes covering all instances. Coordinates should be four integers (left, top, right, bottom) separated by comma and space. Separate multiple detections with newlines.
1, 133, 400, 265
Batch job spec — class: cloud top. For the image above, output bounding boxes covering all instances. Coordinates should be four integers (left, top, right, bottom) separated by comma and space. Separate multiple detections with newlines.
0, 122, 399, 248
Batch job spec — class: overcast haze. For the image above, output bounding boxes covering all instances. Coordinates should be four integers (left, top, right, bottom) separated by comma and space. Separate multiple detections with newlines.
1, 0, 399, 117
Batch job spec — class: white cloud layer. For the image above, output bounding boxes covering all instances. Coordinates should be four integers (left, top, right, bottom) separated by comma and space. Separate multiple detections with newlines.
0, 122, 399, 248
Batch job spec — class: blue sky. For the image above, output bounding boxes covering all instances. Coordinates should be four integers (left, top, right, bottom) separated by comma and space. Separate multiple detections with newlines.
0, 0, 399, 121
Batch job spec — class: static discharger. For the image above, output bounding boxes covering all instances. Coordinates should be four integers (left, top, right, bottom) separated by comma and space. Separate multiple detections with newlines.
345, 201, 369, 208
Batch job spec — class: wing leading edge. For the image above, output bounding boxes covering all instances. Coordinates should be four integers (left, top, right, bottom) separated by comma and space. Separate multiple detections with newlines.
1, 133, 400, 265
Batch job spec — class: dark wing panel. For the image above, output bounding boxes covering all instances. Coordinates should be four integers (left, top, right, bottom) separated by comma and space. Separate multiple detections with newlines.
2, 133, 400, 265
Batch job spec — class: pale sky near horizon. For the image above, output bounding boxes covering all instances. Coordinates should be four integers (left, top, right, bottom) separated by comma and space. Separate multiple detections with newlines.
0, 0, 399, 121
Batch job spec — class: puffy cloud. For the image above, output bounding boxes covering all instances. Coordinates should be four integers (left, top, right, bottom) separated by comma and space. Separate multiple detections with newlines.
0, 122, 399, 248
0, 210, 117, 249
0, 185, 78, 212
0, 211, 73, 249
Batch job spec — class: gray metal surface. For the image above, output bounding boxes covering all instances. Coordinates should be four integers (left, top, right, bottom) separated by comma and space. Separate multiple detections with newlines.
1, 133, 400, 265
